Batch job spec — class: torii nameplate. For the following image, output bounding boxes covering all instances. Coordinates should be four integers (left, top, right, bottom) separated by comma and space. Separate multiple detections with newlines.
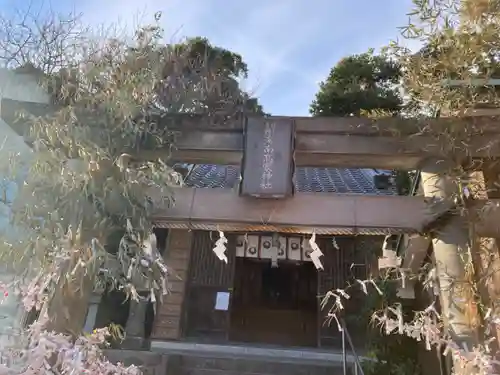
240, 117, 294, 198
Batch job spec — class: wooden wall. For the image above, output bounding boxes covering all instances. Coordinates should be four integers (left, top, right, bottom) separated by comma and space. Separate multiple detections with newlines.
151, 230, 380, 349
151, 229, 193, 340
183, 231, 236, 342
229, 257, 318, 347
317, 236, 379, 348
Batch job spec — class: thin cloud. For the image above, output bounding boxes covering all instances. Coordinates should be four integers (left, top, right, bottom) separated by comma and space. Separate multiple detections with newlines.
78, 0, 324, 97
0, 0, 418, 115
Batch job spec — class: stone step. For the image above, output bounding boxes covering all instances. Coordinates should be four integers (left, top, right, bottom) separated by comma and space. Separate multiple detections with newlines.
105, 347, 367, 375
105, 349, 167, 375
169, 354, 353, 375
150, 340, 370, 367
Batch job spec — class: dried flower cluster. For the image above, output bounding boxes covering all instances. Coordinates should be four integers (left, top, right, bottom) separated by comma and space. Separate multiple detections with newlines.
356, 1, 500, 374
0, 279, 139, 374
320, 271, 500, 374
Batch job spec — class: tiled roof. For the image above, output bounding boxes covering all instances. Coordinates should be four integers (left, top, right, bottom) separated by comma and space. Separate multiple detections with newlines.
184, 165, 396, 195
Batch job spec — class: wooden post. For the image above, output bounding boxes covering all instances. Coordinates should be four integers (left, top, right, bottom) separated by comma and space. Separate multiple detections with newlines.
468, 163, 500, 353
123, 294, 149, 349
421, 161, 480, 371
151, 229, 192, 340
82, 293, 102, 334
44, 257, 96, 337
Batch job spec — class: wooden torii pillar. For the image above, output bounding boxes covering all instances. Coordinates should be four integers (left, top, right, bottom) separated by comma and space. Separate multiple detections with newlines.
421, 161, 480, 353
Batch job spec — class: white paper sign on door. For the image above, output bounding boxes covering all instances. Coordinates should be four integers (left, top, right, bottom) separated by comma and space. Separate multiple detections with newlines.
214, 292, 230, 311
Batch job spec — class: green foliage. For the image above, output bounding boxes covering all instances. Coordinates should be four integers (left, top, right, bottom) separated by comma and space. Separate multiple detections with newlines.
394, 170, 414, 196
42, 36, 262, 115
347, 281, 422, 375
392, 0, 500, 115
172, 37, 248, 79
164, 37, 263, 114
310, 49, 402, 116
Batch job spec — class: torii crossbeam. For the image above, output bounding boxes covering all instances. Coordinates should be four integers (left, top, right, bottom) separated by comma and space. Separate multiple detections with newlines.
3, 97, 500, 236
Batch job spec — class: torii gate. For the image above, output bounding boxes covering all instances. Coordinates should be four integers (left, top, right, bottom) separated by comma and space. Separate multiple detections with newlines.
141, 114, 500, 237
3, 97, 500, 354
142, 112, 500, 354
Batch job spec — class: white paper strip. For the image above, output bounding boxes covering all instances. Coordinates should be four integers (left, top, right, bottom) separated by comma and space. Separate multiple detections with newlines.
213, 231, 228, 263
308, 233, 324, 270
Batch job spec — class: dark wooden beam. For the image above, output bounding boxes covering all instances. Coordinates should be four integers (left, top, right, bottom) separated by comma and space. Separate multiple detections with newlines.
156, 116, 500, 168
166, 132, 499, 168
166, 114, 500, 135
151, 187, 500, 236
291, 116, 500, 135
4, 98, 500, 169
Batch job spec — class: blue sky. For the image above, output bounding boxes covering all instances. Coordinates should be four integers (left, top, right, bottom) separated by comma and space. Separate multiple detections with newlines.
1, 0, 419, 115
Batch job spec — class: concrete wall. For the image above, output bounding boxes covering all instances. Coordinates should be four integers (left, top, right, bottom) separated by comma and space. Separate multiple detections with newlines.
0, 68, 49, 345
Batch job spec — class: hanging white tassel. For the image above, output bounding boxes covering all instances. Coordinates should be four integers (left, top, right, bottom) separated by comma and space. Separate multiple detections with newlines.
369, 279, 383, 295
485, 308, 492, 321
213, 230, 228, 263
336, 289, 350, 300
331, 236, 339, 250
388, 305, 404, 335
396, 270, 415, 299
127, 258, 136, 280
378, 234, 401, 269
425, 267, 439, 296
356, 279, 368, 295
143, 233, 157, 259
400, 269, 406, 288
308, 232, 324, 270
270, 233, 279, 268
331, 313, 343, 332
270, 246, 278, 268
